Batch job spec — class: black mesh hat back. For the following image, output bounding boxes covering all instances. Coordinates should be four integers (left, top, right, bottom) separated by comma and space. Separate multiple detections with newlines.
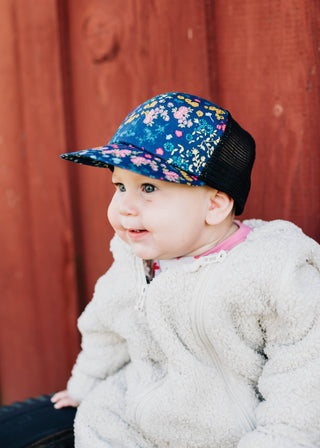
199, 115, 256, 215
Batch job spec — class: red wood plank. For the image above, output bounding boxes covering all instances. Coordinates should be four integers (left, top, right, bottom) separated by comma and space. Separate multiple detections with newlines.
0, 0, 79, 404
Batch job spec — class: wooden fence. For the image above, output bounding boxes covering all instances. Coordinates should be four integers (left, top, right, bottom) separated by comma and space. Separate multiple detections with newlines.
1, 0, 319, 404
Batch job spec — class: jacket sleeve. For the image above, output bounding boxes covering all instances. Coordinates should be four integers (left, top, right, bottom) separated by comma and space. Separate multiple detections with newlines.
238, 255, 320, 448
67, 262, 130, 403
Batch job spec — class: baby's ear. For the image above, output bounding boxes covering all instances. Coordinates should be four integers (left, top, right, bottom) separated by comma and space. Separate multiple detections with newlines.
206, 190, 234, 225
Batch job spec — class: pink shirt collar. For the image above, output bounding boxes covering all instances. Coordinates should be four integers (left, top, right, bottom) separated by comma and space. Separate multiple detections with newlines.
153, 221, 252, 276
198, 220, 252, 256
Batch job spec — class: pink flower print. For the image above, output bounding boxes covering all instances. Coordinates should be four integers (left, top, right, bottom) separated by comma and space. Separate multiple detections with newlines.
156, 148, 164, 155
163, 169, 180, 182
143, 106, 169, 125
216, 124, 226, 131
143, 110, 156, 124
174, 106, 189, 119
173, 106, 191, 127
145, 153, 152, 158
102, 148, 132, 157
143, 109, 158, 124
132, 156, 149, 166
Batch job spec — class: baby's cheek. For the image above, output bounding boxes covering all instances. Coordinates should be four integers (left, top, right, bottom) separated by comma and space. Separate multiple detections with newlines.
107, 198, 118, 229
108, 214, 122, 237
107, 202, 129, 245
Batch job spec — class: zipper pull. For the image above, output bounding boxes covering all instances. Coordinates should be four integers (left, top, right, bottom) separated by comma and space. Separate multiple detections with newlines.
135, 285, 147, 312
215, 250, 227, 262
185, 250, 228, 272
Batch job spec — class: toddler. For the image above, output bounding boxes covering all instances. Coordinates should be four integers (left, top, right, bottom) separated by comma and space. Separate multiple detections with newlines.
52, 92, 320, 448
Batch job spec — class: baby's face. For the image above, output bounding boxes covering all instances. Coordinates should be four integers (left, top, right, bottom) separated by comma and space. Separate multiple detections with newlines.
107, 167, 214, 260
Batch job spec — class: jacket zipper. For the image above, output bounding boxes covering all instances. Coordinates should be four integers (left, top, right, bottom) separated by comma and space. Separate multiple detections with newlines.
133, 258, 161, 426
133, 253, 255, 432
135, 258, 148, 312
190, 261, 256, 434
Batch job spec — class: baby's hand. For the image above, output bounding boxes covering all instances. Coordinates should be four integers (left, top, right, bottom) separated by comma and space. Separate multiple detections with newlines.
51, 389, 80, 409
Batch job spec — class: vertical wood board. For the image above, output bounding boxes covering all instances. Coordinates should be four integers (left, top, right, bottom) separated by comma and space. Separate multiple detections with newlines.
0, 0, 79, 404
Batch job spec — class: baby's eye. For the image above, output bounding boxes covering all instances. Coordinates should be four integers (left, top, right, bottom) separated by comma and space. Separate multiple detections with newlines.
114, 183, 126, 192
142, 183, 157, 193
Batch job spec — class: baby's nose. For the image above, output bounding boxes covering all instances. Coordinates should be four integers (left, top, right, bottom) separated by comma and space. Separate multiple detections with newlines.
119, 192, 138, 216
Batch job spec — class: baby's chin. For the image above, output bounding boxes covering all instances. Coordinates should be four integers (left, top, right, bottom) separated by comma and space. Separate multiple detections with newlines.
115, 231, 183, 260
124, 244, 163, 261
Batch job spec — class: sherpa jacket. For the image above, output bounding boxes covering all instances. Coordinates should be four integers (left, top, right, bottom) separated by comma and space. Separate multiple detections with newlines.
67, 220, 320, 448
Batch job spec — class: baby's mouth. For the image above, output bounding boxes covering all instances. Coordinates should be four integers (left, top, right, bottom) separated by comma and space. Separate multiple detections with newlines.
127, 228, 149, 237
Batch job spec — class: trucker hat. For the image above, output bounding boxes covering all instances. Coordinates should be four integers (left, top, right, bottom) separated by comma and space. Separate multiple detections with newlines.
61, 92, 255, 215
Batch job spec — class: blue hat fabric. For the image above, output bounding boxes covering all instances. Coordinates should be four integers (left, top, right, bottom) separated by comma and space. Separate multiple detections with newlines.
61, 92, 255, 214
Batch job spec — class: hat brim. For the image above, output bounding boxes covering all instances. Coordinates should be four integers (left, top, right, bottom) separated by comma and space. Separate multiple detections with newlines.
60, 144, 205, 186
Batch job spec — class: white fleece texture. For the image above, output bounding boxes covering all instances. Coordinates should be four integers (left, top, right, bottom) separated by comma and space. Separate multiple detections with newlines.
67, 220, 320, 448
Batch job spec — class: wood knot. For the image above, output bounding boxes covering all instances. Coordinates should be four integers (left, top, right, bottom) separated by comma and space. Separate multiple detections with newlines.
272, 104, 284, 118
83, 13, 121, 63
